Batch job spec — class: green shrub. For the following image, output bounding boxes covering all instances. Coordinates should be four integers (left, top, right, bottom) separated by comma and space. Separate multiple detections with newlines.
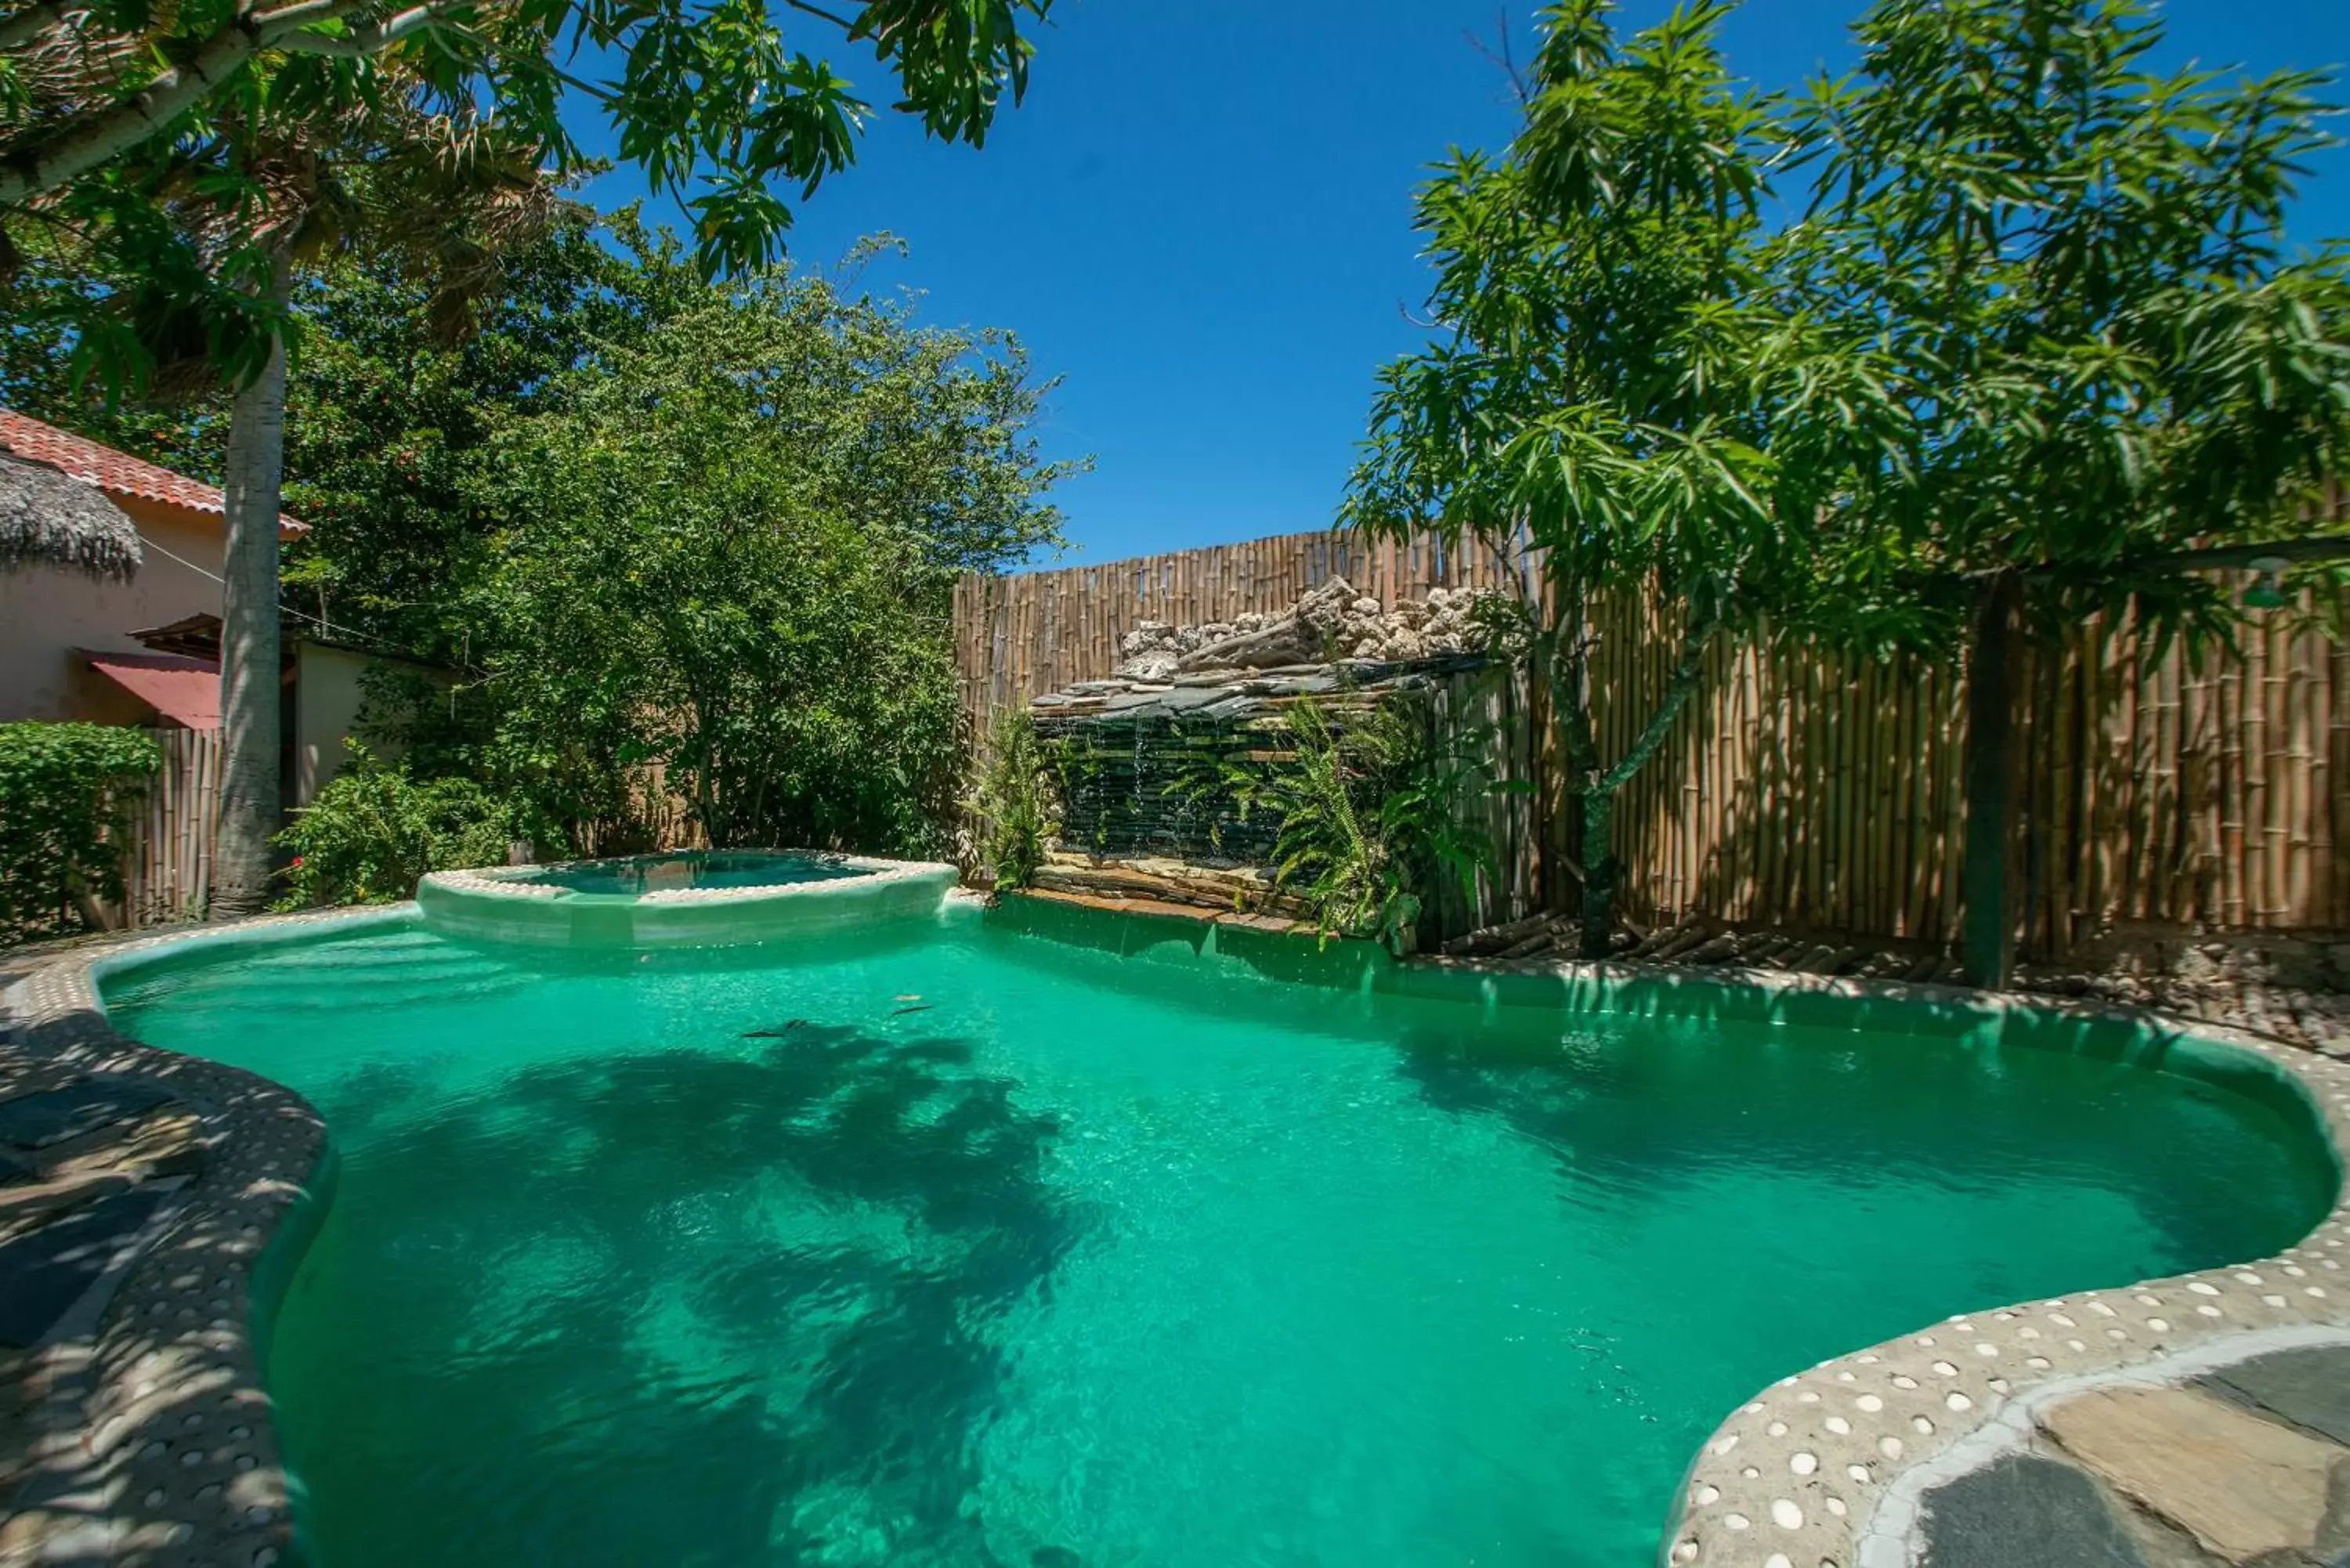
966, 707, 1060, 891
0, 722, 161, 945
1178, 692, 1502, 955
275, 750, 546, 909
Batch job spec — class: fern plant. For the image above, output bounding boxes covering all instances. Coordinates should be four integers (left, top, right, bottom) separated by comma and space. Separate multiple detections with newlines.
967, 707, 1061, 891
1173, 690, 1501, 953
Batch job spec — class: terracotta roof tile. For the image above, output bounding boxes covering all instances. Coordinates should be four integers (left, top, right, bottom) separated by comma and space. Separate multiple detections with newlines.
0, 408, 306, 535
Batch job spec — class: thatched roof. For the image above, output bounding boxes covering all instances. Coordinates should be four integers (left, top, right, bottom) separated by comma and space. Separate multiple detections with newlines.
0, 450, 143, 581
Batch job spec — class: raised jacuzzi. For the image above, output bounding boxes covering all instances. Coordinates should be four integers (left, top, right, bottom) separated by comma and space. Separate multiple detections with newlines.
416, 850, 958, 948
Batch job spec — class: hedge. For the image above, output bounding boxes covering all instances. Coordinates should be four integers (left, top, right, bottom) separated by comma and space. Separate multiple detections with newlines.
0, 722, 161, 945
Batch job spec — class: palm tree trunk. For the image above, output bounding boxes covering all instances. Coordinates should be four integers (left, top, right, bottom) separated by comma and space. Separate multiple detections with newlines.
209, 257, 291, 917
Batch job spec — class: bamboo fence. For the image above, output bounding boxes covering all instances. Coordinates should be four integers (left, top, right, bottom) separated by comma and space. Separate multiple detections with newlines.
112, 739, 700, 930
122, 725, 219, 927
958, 529, 2350, 954
954, 530, 1535, 715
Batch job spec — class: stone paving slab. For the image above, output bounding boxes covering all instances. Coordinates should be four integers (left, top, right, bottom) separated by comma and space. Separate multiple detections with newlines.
0, 1079, 172, 1148
25, 1104, 204, 1188
2042, 1386, 2345, 1563
1917, 1452, 2146, 1568
1901, 1347, 2350, 1568
0, 1187, 168, 1348
2200, 1346, 2350, 1448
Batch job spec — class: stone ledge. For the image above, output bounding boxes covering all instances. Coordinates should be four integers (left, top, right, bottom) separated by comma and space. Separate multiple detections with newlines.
1009, 885, 1318, 937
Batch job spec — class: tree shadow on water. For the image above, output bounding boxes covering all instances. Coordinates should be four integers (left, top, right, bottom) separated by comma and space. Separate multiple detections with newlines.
277, 1024, 1086, 1568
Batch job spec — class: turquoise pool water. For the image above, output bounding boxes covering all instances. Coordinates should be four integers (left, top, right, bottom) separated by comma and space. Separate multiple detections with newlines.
512, 851, 866, 894
104, 912, 2336, 1568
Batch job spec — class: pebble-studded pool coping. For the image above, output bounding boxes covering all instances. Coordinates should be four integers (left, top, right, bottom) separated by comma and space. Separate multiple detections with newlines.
1581, 960, 2350, 1568
7, 907, 2348, 1568
1, 907, 410, 1568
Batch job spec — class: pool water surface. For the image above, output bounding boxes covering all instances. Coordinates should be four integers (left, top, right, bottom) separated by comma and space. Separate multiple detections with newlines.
508, 851, 868, 894
103, 914, 2336, 1568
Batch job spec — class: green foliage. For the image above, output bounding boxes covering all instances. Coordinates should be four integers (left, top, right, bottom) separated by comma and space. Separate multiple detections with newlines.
967, 707, 1060, 891
471, 255, 1075, 854
1188, 695, 1498, 954
1347, 0, 2350, 952
9, 222, 1075, 856
2, 214, 697, 667
0, 723, 160, 945
2, 0, 1052, 394
1354, 0, 2350, 652
273, 750, 544, 909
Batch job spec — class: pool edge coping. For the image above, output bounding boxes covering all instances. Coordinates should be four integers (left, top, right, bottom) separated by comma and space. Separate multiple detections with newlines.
1, 905, 411, 1568
10, 905, 2350, 1568
1572, 956, 2350, 1568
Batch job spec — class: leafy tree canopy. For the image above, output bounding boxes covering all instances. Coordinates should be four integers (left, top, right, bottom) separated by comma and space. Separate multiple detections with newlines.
2, 0, 1049, 386
1345, 0, 2350, 954
461, 235, 1076, 852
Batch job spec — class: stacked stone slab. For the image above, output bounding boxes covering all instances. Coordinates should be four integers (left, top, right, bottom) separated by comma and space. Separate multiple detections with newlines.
1102, 576, 1502, 684
1018, 577, 1504, 895
1029, 656, 1484, 867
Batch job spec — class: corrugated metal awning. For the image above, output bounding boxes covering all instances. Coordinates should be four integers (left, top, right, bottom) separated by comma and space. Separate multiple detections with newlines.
80, 651, 220, 729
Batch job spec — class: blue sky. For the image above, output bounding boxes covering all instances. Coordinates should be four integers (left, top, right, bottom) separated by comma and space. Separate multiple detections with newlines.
584, 1, 2350, 572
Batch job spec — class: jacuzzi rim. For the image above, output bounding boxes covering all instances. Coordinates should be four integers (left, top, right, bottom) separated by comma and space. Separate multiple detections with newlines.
422, 848, 956, 907
11, 905, 2350, 1568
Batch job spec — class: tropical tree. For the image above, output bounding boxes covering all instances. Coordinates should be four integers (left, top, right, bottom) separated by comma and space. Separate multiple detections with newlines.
6, 0, 1051, 913
473, 258, 1076, 852
1347, 0, 2350, 966
1788, 0, 2350, 982
1346, 1, 1832, 959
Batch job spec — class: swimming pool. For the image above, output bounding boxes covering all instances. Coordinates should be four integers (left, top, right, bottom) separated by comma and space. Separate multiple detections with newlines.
99, 905, 2336, 1568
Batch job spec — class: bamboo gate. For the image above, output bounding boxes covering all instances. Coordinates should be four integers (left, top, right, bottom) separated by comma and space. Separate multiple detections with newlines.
956, 531, 2350, 958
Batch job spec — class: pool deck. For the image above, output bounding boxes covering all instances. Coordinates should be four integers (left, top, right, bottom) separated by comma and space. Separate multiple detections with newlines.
5, 907, 2350, 1567
0, 911, 398, 1568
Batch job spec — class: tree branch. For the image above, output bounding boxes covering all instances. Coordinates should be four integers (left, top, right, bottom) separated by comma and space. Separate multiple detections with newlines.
780, 0, 857, 31
0, 0, 446, 204
269, 2, 442, 55
1464, 7, 1530, 107
2029, 532, 2350, 580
